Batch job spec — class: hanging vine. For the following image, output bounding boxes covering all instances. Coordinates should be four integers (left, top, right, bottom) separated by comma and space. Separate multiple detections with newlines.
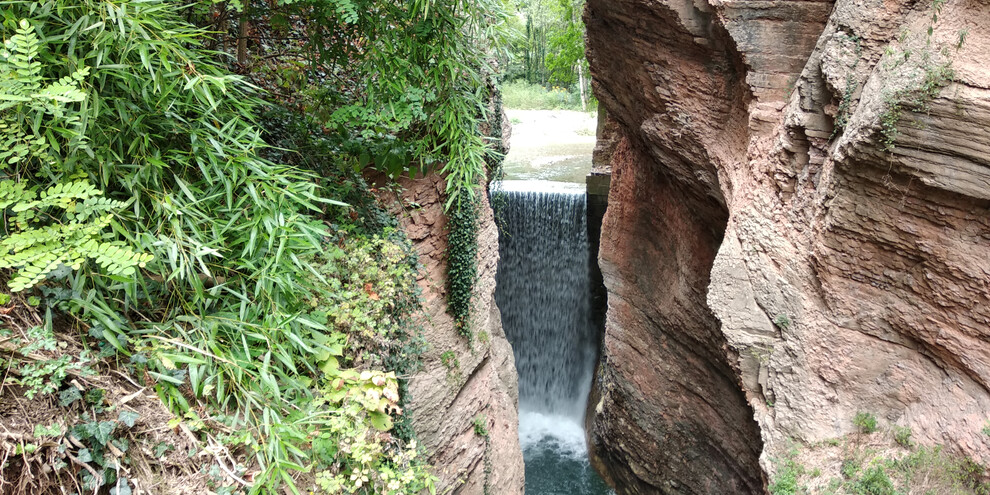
446, 195, 480, 338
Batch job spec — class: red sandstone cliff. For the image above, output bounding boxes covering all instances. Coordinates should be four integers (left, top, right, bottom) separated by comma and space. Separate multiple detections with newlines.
585, 0, 990, 491
383, 173, 525, 495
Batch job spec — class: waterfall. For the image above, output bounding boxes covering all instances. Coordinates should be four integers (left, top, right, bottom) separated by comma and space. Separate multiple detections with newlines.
494, 180, 611, 494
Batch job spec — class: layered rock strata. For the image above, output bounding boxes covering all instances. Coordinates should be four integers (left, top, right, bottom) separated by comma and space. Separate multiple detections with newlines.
385, 174, 524, 495
585, 0, 990, 491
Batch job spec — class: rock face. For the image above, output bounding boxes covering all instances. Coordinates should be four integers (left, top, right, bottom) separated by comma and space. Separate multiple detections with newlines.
585, 0, 990, 490
387, 174, 525, 495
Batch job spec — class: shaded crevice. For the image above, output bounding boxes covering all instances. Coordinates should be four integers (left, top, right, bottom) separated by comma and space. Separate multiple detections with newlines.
586, 138, 764, 494
583, 0, 765, 491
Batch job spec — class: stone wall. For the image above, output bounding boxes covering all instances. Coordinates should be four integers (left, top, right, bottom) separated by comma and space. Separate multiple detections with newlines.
384, 174, 525, 495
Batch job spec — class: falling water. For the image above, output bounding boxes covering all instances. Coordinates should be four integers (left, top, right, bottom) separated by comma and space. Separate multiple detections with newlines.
493, 180, 612, 495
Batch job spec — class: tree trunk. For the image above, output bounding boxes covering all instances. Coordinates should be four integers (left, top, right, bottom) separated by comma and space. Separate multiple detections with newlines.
577, 63, 587, 111
237, 9, 250, 65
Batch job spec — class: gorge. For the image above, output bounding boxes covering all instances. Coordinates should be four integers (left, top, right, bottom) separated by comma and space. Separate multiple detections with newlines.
2, 0, 987, 492
397, 0, 990, 487
578, 0, 990, 492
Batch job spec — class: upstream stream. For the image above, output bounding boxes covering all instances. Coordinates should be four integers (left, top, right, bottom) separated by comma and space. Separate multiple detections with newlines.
494, 109, 612, 494
501, 109, 596, 182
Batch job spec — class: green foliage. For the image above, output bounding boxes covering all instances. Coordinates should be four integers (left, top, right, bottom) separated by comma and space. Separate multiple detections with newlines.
879, 59, 955, 151
0, 6, 330, 484
16, 355, 85, 398
769, 447, 806, 495
507, 0, 589, 92
502, 0, 593, 109
803, 430, 990, 495
843, 458, 862, 479
893, 426, 913, 447
0, 0, 515, 492
774, 314, 792, 331
66, 407, 141, 492
312, 367, 436, 495
831, 35, 862, 138
5, 324, 94, 398
0, 19, 89, 171
0, 20, 151, 292
784, 430, 990, 495
259, 0, 509, 208
877, 0, 958, 151
0, 4, 437, 493
472, 415, 489, 437
0, 180, 152, 292
447, 196, 480, 336
501, 80, 586, 110
852, 465, 896, 495
895, 446, 989, 494
854, 412, 879, 434
33, 423, 62, 437
440, 350, 459, 370
224, 0, 510, 348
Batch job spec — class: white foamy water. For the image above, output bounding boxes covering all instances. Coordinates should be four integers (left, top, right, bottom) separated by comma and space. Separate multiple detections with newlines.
518, 411, 589, 458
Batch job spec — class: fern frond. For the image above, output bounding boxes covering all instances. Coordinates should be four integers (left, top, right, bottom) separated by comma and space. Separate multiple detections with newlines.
7, 248, 65, 292
71, 196, 127, 221
0, 19, 90, 174
12, 180, 101, 212
0, 177, 151, 291
0, 179, 34, 209
2, 20, 42, 96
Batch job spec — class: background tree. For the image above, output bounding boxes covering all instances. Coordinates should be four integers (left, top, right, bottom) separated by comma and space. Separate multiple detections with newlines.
506, 0, 590, 109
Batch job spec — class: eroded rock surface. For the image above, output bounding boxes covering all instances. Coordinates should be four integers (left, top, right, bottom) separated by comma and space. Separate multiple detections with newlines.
585, 0, 990, 490
385, 174, 524, 495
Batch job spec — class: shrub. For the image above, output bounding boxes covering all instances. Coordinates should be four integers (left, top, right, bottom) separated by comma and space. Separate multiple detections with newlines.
893, 426, 913, 447
440, 350, 459, 370
774, 314, 792, 331
0, 3, 429, 492
842, 458, 862, 479
770, 450, 806, 495
854, 412, 879, 434
853, 465, 896, 495
472, 415, 489, 437
0, 20, 152, 292
897, 446, 990, 494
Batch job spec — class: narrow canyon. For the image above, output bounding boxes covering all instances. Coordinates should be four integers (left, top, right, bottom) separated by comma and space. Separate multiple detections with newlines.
580, 0, 990, 492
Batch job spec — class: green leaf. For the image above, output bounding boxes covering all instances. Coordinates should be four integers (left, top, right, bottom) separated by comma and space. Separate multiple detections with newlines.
147, 371, 185, 386
59, 387, 82, 406
94, 421, 116, 445
368, 411, 393, 431
319, 356, 339, 374
109, 477, 132, 495
118, 410, 140, 428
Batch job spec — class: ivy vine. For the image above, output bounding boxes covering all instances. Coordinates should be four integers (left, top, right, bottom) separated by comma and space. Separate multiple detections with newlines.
447, 195, 480, 338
